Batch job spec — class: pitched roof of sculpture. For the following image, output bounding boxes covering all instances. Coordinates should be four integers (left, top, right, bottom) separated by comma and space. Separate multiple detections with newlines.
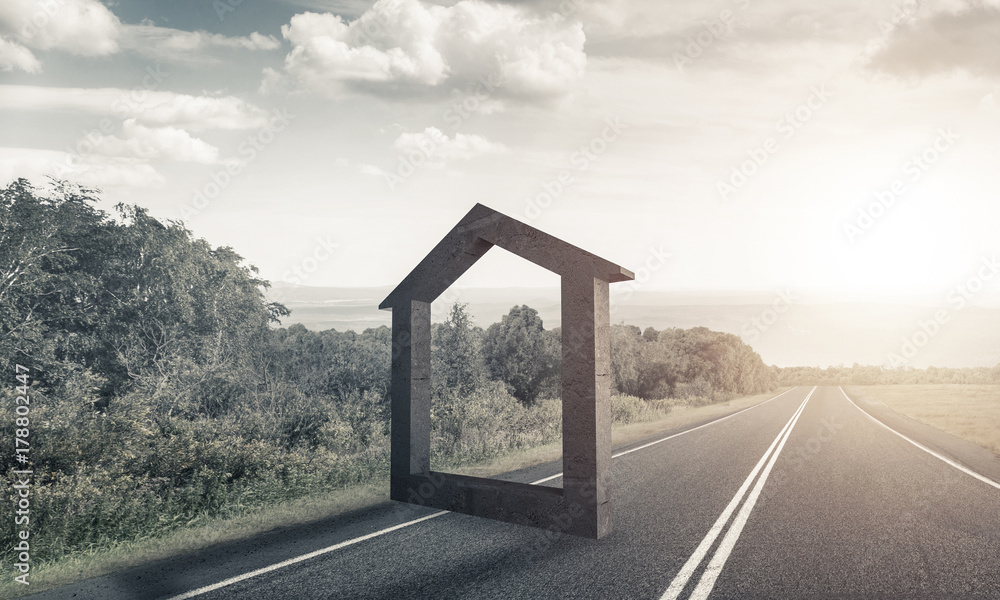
380, 203, 634, 309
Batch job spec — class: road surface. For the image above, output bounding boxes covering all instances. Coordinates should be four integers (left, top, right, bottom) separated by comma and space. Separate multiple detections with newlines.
26, 386, 1000, 599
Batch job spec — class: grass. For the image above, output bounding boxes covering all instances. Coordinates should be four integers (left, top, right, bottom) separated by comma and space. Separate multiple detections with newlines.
2, 389, 785, 598
846, 384, 1000, 457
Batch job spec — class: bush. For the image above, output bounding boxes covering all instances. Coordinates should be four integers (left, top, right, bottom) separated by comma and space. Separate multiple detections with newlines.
611, 394, 671, 425
431, 381, 561, 463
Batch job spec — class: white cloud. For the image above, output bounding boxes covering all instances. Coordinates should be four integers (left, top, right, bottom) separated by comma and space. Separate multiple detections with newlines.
0, 0, 120, 56
119, 23, 280, 63
136, 94, 270, 131
0, 34, 39, 72
358, 162, 388, 176
333, 157, 392, 176
0, 1, 280, 68
0, 114, 226, 190
0, 85, 271, 131
981, 86, 1000, 110
393, 126, 507, 166
88, 119, 220, 164
263, 0, 586, 102
0, 147, 164, 188
867, 3, 1000, 78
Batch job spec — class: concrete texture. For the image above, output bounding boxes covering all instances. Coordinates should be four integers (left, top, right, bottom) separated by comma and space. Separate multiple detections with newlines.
379, 203, 634, 539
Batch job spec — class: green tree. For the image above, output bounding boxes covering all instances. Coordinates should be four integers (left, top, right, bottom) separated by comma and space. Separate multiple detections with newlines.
610, 324, 642, 396
0, 178, 287, 403
432, 303, 486, 397
482, 305, 558, 405
0, 179, 112, 389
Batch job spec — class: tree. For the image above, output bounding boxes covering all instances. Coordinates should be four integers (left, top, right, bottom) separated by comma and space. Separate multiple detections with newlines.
432, 303, 486, 397
0, 178, 287, 404
265, 325, 390, 401
0, 178, 112, 388
482, 305, 558, 405
610, 324, 642, 396
610, 324, 773, 401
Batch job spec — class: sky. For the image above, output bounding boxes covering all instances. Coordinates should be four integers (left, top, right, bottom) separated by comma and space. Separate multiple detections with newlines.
2, 0, 1000, 303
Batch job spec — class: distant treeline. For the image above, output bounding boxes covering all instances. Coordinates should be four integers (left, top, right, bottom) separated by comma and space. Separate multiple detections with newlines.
775, 364, 1000, 386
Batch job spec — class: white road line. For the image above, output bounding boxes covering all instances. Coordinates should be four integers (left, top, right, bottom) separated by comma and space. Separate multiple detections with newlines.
531, 387, 797, 486
659, 387, 814, 600
166, 387, 800, 599
686, 386, 815, 600
839, 386, 1000, 492
612, 388, 797, 460
163, 511, 448, 600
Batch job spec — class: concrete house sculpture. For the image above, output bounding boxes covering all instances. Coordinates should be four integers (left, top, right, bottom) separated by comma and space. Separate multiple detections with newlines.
379, 203, 634, 539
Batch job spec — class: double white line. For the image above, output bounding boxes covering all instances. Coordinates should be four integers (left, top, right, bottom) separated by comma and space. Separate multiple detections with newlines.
660, 386, 817, 600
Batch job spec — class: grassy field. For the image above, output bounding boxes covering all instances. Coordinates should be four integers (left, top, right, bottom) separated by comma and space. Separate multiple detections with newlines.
3, 389, 785, 598
846, 384, 1000, 456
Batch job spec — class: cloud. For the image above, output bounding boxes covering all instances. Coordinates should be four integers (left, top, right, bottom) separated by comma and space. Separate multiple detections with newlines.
119, 23, 281, 63
393, 126, 507, 166
980, 85, 1000, 110
87, 119, 220, 164
135, 94, 271, 131
0, 0, 120, 56
358, 162, 389, 176
262, 0, 586, 103
0, 116, 226, 190
0, 147, 165, 188
0, 85, 271, 131
0, 34, 39, 72
867, 5, 1000, 78
0, 1, 280, 68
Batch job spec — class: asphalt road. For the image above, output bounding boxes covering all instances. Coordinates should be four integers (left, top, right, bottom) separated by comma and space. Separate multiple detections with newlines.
25, 386, 1000, 599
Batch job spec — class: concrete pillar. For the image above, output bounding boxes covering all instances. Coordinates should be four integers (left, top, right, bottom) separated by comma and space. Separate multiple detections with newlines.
390, 300, 431, 502
561, 273, 612, 538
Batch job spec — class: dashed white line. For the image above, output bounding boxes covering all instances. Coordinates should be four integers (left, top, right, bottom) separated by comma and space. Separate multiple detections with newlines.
839, 386, 1000, 492
661, 386, 815, 600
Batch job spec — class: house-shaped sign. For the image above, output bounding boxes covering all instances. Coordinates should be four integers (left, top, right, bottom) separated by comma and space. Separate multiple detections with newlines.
379, 203, 634, 539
